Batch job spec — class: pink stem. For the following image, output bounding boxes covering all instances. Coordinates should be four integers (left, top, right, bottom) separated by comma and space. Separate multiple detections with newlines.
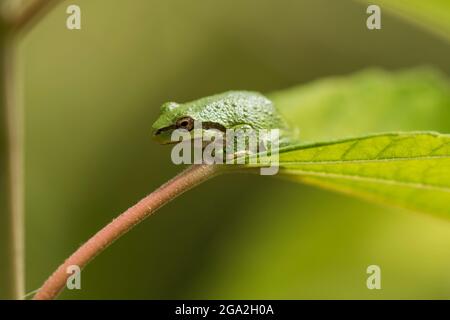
34, 164, 222, 300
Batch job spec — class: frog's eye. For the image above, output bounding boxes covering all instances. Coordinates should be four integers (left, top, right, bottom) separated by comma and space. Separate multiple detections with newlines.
176, 117, 194, 131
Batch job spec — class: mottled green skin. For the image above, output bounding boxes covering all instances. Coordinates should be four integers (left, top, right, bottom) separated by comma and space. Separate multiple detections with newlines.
152, 91, 291, 144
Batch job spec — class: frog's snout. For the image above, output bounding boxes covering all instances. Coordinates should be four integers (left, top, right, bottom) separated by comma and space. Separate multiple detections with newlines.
152, 127, 162, 136
151, 127, 163, 141
152, 127, 173, 144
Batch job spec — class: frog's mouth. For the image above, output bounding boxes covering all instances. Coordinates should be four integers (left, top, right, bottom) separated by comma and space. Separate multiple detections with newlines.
153, 125, 176, 137
152, 126, 202, 145
153, 131, 227, 149
152, 125, 175, 144
154, 121, 226, 136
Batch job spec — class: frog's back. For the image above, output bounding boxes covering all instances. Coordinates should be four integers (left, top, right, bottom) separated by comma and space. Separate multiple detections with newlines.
186, 91, 289, 130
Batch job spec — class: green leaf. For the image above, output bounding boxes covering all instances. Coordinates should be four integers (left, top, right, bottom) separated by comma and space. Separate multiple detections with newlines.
359, 0, 450, 42
269, 68, 450, 142
209, 66, 450, 297
245, 132, 450, 219
257, 68, 450, 217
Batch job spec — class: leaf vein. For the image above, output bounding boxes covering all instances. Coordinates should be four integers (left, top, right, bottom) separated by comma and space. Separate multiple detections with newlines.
280, 169, 450, 193
279, 154, 449, 165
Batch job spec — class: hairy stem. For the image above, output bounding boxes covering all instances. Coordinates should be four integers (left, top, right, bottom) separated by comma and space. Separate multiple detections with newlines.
9, 0, 61, 33
33, 164, 223, 300
0, 0, 62, 299
0, 31, 24, 300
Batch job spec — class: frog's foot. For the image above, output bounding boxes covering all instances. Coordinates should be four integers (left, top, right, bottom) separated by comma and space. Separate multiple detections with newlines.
225, 149, 257, 164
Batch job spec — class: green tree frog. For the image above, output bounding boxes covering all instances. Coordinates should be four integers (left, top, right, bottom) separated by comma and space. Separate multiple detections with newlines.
152, 91, 294, 153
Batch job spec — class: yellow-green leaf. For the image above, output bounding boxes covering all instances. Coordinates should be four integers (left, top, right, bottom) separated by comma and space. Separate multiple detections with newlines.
247, 132, 450, 218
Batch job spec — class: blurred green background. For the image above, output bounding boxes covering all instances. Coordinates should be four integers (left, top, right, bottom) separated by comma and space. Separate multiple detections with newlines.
19, 0, 450, 299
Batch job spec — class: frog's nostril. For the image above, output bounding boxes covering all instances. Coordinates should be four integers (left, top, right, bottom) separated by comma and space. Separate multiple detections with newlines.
153, 128, 162, 136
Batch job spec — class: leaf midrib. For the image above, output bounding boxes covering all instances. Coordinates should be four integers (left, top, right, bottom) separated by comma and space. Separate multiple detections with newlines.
277, 131, 446, 153
278, 154, 450, 165
280, 169, 450, 193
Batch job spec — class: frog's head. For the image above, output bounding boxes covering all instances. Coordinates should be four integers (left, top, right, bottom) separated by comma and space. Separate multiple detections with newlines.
152, 99, 227, 145
152, 101, 200, 144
